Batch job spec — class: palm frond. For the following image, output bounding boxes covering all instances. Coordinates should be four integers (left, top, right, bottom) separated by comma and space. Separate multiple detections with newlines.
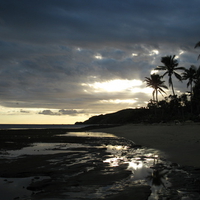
175, 66, 186, 70
162, 71, 168, 77
191, 65, 197, 70
194, 42, 200, 60
158, 88, 167, 94
174, 72, 182, 81
160, 85, 168, 89
194, 41, 200, 48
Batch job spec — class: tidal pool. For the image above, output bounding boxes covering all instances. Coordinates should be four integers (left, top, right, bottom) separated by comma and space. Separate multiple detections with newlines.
0, 131, 196, 200
57, 131, 116, 137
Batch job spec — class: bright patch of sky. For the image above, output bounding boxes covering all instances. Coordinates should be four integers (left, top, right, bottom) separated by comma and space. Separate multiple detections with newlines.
100, 99, 137, 104
149, 49, 159, 56
82, 79, 143, 93
94, 53, 103, 59
150, 69, 159, 74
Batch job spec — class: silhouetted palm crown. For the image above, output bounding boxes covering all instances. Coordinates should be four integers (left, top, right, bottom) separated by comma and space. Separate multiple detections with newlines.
144, 74, 168, 102
182, 65, 197, 89
194, 41, 200, 60
155, 55, 185, 95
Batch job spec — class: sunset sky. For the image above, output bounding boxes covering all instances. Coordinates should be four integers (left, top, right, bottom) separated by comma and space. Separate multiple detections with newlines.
0, 0, 200, 124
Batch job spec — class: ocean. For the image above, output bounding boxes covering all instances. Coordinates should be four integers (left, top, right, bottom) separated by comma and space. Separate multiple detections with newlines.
0, 124, 88, 130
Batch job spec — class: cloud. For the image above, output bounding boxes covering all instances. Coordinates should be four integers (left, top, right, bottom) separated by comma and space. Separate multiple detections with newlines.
0, 0, 200, 123
0, 0, 200, 46
38, 109, 85, 116
38, 110, 56, 115
20, 109, 30, 113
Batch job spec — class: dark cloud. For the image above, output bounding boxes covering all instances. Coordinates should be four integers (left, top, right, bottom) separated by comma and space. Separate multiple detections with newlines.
39, 110, 56, 115
38, 109, 85, 116
0, 0, 200, 46
0, 0, 200, 123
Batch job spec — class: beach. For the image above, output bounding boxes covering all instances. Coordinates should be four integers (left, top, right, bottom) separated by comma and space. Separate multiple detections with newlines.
1, 124, 200, 199
91, 123, 200, 167
0, 128, 152, 200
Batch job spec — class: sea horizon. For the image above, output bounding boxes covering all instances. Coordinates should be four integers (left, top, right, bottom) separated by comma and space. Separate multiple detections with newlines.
0, 124, 88, 130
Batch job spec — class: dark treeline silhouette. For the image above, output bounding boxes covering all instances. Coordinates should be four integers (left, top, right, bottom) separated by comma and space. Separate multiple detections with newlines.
144, 42, 200, 123
77, 42, 200, 125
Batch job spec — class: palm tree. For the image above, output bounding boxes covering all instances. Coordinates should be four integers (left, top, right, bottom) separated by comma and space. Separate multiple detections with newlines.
155, 55, 185, 96
144, 74, 168, 104
194, 66, 200, 84
194, 41, 200, 60
192, 66, 200, 114
182, 65, 197, 99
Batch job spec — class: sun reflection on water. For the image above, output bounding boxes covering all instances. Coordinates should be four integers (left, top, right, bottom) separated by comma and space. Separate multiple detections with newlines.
103, 144, 171, 200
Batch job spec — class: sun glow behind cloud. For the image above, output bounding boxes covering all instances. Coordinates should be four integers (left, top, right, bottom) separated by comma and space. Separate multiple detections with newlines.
94, 53, 103, 59
81, 79, 154, 108
150, 69, 159, 74
149, 49, 159, 56
100, 99, 137, 104
82, 79, 143, 92
130, 87, 153, 94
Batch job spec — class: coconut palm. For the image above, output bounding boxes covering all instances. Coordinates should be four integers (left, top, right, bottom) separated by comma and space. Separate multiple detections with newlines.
155, 55, 185, 96
192, 66, 200, 113
195, 66, 200, 83
194, 41, 200, 60
182, 65, 197, 99
144, 74, 168, 104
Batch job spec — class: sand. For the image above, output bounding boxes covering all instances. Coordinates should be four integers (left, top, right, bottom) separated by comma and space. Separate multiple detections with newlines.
91, 123, 200, 167
1, 126, 200, 199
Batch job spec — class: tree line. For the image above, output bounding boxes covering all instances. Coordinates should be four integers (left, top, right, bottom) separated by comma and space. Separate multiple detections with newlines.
144, 42, 200, 122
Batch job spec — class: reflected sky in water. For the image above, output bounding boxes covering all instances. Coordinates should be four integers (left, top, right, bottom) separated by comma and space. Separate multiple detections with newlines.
0, 131, 178, 200
57, 131, 116, 137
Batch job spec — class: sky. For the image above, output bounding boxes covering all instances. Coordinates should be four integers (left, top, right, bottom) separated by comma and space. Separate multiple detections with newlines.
0, 0, 200, 124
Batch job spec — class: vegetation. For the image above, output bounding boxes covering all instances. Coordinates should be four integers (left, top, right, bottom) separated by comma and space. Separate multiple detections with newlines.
144, 46, 200, 123
154, 55, 185, 96
144, 74, 168, 104
182, 65, 197, 99
194, 41, 200, 59
79, 42, 200, 125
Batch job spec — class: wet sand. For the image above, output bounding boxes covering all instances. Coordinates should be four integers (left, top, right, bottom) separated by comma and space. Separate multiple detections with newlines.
1, 125, 200, 199
91, 123, 200, 167
0, 128, 151, 200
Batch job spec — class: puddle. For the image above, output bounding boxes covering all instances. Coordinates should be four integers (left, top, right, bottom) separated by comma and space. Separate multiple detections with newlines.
0, 176, 50, 200
57, 131, 116, 137
0, 131, 197, 200
1, 143, 91, 158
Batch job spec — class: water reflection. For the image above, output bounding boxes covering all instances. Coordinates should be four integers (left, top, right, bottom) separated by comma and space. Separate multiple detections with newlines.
103, 144, 171, 200
146, 169, 168, 188
0, 131, 171, 200
57, 131, 116, 137
0, 176, 50, 200
1, 143, 89, 158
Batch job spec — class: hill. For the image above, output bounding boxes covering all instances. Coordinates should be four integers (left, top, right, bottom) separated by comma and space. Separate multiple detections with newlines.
76, 108, 152, 124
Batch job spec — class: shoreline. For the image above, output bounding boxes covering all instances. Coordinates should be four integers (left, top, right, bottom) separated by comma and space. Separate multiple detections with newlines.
1, 124, 200, 199
0, 127, 152, 200
91, 123, 200, 167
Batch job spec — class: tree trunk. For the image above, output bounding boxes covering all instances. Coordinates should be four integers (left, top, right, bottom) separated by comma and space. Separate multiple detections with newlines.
190, 83, 193, 113
171, 82, 176, 96
156, 89, 158, 105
